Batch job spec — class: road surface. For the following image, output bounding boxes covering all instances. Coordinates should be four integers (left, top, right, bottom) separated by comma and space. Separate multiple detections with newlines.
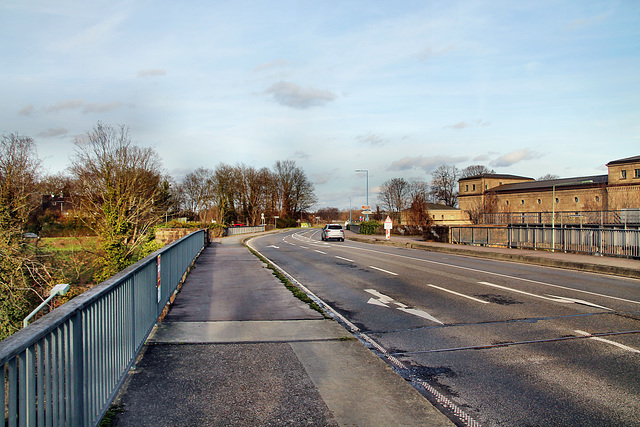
249, 229, 640, 426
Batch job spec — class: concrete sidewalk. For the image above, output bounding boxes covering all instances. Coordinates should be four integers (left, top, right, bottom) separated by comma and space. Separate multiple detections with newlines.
346, 231, 640, 279
111, 235, 454, 426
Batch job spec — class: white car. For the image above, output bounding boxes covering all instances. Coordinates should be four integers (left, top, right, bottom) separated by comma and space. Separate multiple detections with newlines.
321, 224, 345, 242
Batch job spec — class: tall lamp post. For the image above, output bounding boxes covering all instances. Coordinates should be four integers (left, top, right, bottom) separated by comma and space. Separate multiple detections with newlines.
355, 169, 369, 221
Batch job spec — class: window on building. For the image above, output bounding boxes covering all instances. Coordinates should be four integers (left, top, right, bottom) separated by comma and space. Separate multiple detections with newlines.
472, 184, 476, 191
595, 196, 600, 202
537, 199, 541, 204
506, 200, 510, 206
575, 197, 579, 203
521, 200, 525, 205
555, 198, 559, 204
485, 184, 488, 190
621, 170, 627, 179
465, 185, 469, 191
635, 169, 640, 178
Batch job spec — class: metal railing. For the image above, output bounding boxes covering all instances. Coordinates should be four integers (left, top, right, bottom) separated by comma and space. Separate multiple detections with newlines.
482, 209, 640, 227
224, 225, 265, 236
1, 229, 207, 426
451, 226, 640, 258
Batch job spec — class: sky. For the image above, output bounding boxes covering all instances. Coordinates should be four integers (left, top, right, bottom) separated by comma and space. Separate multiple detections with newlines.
2, 0, 639, 210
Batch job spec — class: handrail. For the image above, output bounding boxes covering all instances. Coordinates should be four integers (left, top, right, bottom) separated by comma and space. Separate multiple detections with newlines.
1, 229, 207, 426
450, 225, 640, 259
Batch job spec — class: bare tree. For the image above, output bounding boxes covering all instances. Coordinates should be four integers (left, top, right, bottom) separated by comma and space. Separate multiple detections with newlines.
70, 123, 169, 281
179, 167, 216, 221
236, 165, 273, 226
406, 178, 432, 226
0, 133, 52, 339
461, 165, 495, 178
379, 177, 410, 221
273, 160, 317, 219
430, 165, 460, 207
538, 174, 560, 181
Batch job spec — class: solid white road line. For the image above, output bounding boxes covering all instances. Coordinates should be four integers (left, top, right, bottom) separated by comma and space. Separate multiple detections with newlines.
337, 243, 640, 305
369, 265, 398, 276
574, 330, 640, 353
428, 284, 490, 304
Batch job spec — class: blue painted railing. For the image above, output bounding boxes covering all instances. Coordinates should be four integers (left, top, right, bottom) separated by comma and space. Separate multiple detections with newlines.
0, 229, 207, 426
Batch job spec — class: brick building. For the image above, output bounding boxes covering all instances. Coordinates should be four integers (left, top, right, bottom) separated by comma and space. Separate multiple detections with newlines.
458, 155, 640, 222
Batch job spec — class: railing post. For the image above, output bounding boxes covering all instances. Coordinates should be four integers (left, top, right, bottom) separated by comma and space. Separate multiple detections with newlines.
71, 312, 85, 426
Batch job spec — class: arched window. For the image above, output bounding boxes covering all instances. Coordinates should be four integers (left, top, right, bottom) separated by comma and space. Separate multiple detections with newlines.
574, 197, 579, 203
537, 199, 541, 204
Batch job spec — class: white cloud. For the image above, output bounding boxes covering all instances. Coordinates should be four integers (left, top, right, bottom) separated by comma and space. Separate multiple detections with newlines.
254, 59, 290, 72
388, 155, 468, 172
491, 149, 542, 167
37, 128, 68, 138
264, 81, 336, 109
82, 101, 129, 114
293, 150, 309, 159
137, 69, 167, 78
46, 99, 84, 113
356, 132, 387, 146
19, 105, 35, 116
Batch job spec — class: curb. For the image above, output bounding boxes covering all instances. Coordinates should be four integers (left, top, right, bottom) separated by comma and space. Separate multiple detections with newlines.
347, 236, 640, 279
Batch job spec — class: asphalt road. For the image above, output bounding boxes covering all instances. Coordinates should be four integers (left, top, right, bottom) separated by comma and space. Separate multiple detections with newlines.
249, 229, 640, 427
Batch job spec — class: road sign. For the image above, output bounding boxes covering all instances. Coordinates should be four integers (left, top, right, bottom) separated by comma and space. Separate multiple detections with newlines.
361, 210, 372, 215
384, 216, 393, 230
362, 205, 370, 210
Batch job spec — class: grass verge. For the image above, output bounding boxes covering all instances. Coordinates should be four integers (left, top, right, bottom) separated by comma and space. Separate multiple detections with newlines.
247, 247, 329, 318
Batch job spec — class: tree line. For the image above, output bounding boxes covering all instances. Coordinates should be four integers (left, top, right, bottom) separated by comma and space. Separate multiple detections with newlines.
0, 123, 316, 339
376, 164, 496, 223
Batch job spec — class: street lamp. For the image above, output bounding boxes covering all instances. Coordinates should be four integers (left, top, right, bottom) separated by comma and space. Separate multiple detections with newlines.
355, 169, 369, 221
23, 283, 70, 328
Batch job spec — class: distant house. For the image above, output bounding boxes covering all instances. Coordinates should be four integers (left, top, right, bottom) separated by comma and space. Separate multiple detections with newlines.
458, 155, 640, 220
41, 194, 74, 214
400, 202, 469, 226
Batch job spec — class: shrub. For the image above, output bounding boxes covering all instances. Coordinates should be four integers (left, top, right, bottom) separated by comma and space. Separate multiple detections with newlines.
359, 221, 381, 235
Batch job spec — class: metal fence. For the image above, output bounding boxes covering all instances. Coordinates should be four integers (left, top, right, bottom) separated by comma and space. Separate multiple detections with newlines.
451, 226, 640, 258
482, 209, 640, 227
1, 229, 207, 426
224, 225, 265, 236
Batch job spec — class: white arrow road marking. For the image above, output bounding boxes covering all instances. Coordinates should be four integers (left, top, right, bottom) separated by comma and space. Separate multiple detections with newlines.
369, 265, 398, 276
575, 330, 640, 353
365, 289, 443, 324
365, 289, 394, 304
367, 298, 390, 307
428, 284, 490, 304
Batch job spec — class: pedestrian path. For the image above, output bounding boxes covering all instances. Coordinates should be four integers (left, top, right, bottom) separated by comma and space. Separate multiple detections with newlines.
111, 235, 453, 426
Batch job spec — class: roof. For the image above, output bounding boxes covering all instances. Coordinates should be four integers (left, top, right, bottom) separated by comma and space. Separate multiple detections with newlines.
458, 173, 533, 182
492, 175, 608, 193
606, 155, 640, 166
425, 203, 460, 211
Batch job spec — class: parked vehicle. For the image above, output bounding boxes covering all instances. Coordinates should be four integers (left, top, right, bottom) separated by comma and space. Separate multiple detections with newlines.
321, 224, 345, 241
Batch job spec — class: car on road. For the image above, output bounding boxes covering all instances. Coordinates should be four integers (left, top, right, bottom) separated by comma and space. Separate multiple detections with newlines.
321, 224, 345, 241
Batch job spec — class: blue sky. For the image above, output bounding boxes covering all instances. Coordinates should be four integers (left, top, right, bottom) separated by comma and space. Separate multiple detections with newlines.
2, 0, 639, 209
